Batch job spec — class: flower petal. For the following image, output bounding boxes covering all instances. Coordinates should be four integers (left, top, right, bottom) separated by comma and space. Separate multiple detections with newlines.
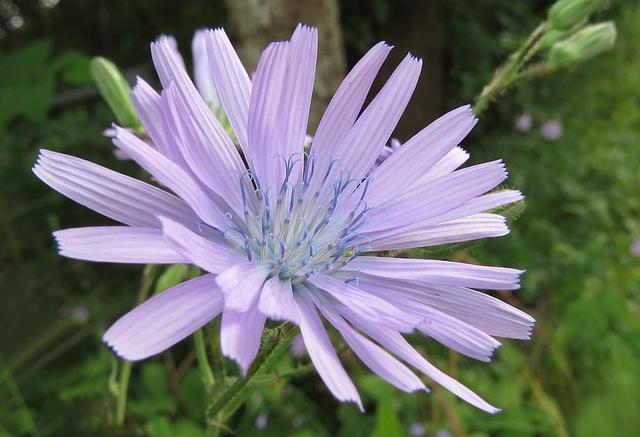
347, 316, 500, 414
366, 106, 476, 206
130, 77, 186, 166
215, 261, 271, 312
112, 126, 226, 229
416, 146, 470, 185
33, 149, 195, 228
295, 289, 363, 410
247, 25, 318, 192
312, 41, 392, 155
347, 273, 534, 340
258, 277, 299, 323
204, 28, 251, 152
327, 54, 422, 184
363, 160, 509, 233
150, 37, 245, 176
331, 274, 502, 361
319, 302, 426, 393
160, 217, 245, 274
308, 273, 420, 332
415, 190, 523, 227
220, 304, 266, 374
347, 256, 523, 290
278, 25, 318, 171
54, 226, 189, 264
192, 29, 221, 108
103, 274, 223, 361
247, 41, 290, 192
362, 213, 510, 251
161, 83, 243, 214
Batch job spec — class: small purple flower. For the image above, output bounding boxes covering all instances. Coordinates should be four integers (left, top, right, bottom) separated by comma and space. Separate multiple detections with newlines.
34, 24, 533, 413
514, 113, 532, 132
255, 413, 268, 430
409, 422, 426, 437
631, 238, 640, 257
540, 119, 563, 140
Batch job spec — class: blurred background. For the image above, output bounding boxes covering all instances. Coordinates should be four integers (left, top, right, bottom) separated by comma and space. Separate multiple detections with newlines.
1, 0, 639, 436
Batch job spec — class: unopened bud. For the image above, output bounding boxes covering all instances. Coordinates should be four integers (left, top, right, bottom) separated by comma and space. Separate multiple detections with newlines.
548, 22, 616, 70
90, 57, 141, 129
548, 0, 609, 30
538, 28, 571, 51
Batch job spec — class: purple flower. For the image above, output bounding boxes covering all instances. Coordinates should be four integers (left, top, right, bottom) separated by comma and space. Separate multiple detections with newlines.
33, 24, 534, 413
255, 413, 268, 430
409, 423, 426, 437
514, 113, 532, 132
540, 119, 563, 140
631, 238, 640, 257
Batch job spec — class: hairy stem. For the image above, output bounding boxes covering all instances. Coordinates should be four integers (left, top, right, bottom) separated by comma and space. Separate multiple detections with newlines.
473, 23, 547, 115
206, 324, 297, 430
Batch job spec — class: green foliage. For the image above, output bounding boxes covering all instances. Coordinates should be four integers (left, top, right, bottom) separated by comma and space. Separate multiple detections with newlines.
0, 39, 91, 128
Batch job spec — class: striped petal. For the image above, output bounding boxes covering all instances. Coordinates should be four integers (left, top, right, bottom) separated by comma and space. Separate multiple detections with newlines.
345, 314, 500, 414
215, 261, 271, 312
160, 217, 245, 274
220, 303, 266, 374
312, 41, 392, 154
348, 273, 534, 340
103, 274, 223, 361
204, 28, 252, 152
258, 277, 299, 323
363, 160, 509, 233
362, 213, 510, 251
54, 226, 188, 264
326, 54, 422, 185
33, 149, 195, 228
247, 25, 318, 193
308, 273, 420, 333
112, 126, 226, 229
150, 37, 245, 176
295, 289, 363, 410
192, 29, 221, 108
366, 106, 476, 206
347, 256, 523, 290
161, 83, 243, 214
319, 302, 426, 393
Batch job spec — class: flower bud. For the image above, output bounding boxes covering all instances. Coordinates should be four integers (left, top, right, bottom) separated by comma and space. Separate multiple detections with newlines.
548, 22, 616, 70
547, 0, 609, 30
90, 57, 141, 129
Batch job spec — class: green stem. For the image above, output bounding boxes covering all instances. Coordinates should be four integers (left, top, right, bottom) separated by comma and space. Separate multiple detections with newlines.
206, 324, 297, 427
194, 329, 215, 390
115, 361, 132, 426
473, 23, 548, 115
207, 319, 225, 383
114, 264, 159, 426
0, 354, 40, 437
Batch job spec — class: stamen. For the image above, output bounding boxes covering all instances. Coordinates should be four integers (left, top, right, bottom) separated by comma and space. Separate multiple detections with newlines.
221, 152, 367, 281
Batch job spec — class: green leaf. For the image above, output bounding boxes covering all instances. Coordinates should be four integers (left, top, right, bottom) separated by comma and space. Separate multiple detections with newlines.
155, 264, 190, 293
52, 51, 92, 85
371, 402, 403, 437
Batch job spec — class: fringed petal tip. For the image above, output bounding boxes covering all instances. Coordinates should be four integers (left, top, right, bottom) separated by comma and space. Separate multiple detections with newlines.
102, 334, 144, 362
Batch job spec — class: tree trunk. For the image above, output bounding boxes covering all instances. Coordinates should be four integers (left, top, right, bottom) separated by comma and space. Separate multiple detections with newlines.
224, 0, 347, 131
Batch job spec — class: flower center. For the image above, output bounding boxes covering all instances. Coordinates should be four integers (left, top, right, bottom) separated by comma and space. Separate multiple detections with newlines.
223, 154, 371, 283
